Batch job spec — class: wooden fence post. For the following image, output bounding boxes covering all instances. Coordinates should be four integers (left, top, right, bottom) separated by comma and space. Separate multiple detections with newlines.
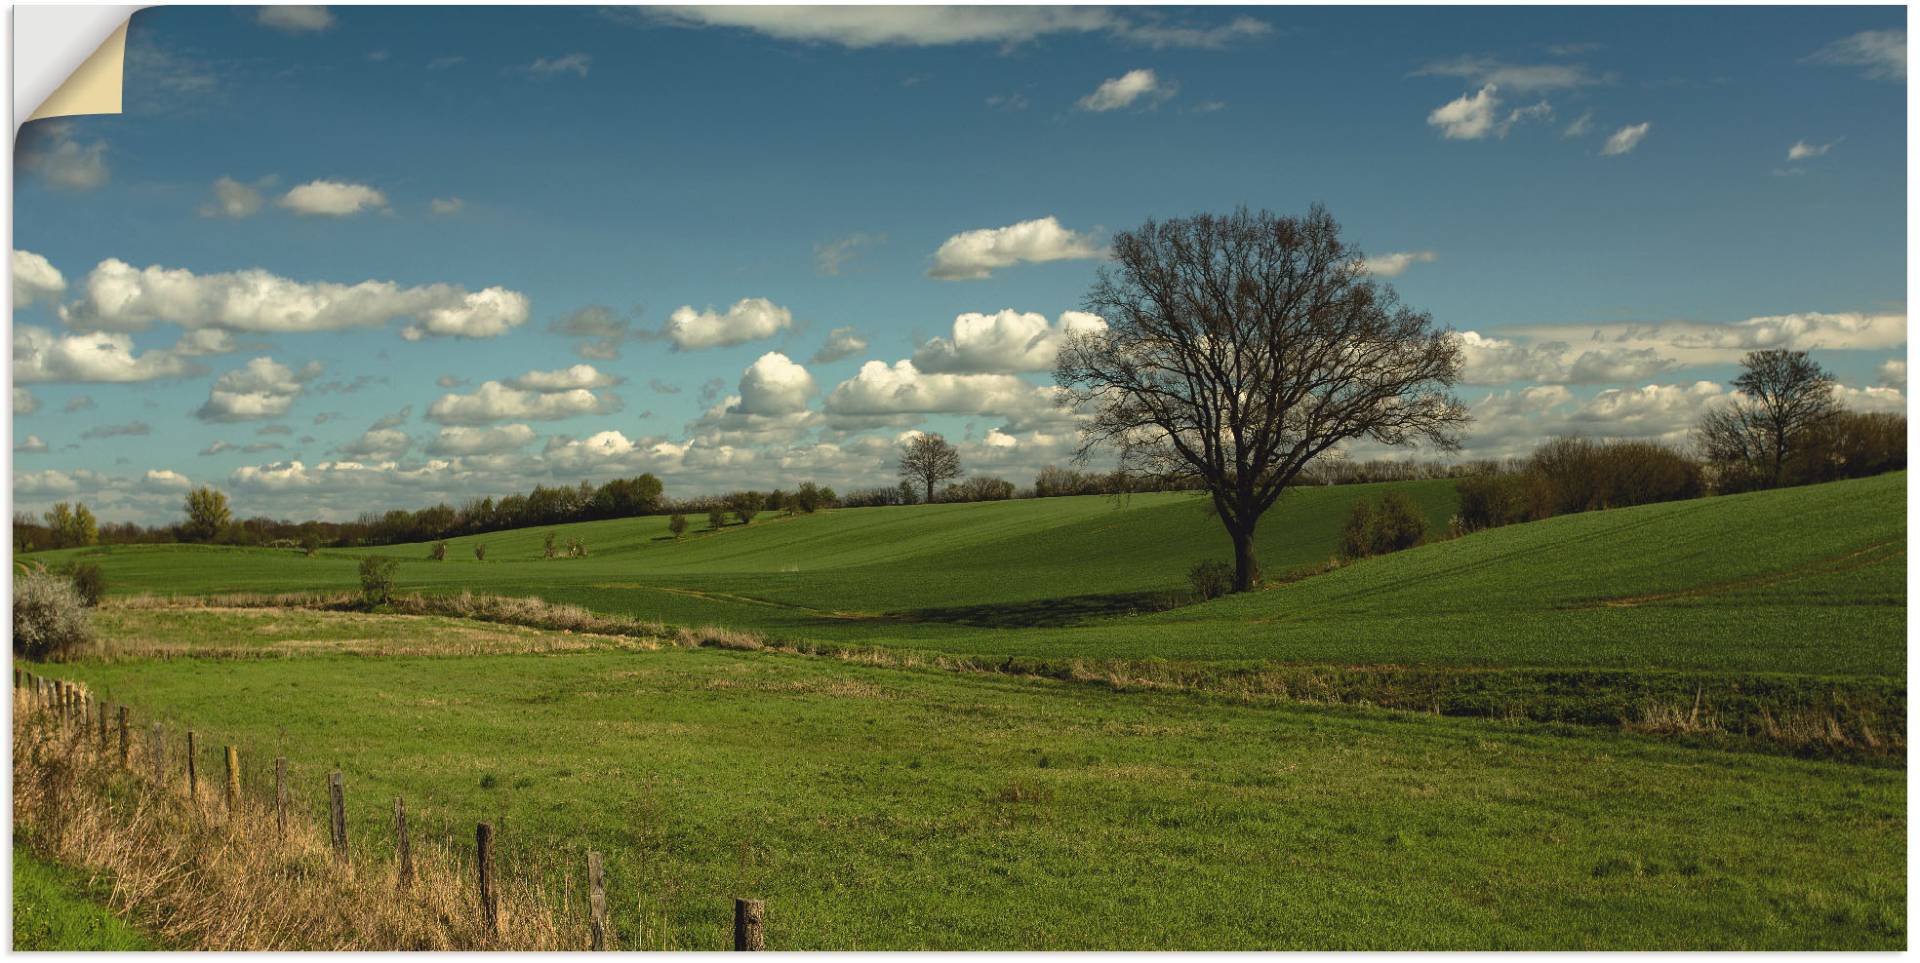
588, 850, 608, 950
117, 706, 129, 767
734, 899, 765, 951
328, 771, 348, 858
476, 822, 499, 936
97, 701, 108, 748
186, 731, 200, 802
394, 797, 413, 890
275, 757, 289, 837
224, 746, 240, 810
149, 723, 165, 783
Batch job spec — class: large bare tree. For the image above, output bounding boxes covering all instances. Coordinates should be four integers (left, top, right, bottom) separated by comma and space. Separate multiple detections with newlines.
1695, 348, 1838, 488
897, 432, 962, 503
1055, 205, 1467, 592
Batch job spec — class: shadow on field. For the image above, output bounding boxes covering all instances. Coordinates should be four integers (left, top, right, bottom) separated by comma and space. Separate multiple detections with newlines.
891, 590, 1173, 628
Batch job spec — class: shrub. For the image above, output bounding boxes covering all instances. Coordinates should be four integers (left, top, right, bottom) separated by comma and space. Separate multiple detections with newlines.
300, 532, 322, 557
668, 514, 689, 538
15, 569, 93, 660
474, 543, 487, 562
946, 476, 1016, 502
728, 492, 764, 524
430, 540, 448, 561
1187, 559, 1233, 601
1340, 499, 1377, 559
1793, 411, 1907, 485
358, 556, 398, 606
67, 562, 106, 608
1371, 491, 1427, 553
1342, 492, 1427, 558
1527, 437, 1704, 515
542, 532, 558, 559
1455, 474, 1531, 532
708, 507, 727, 529
842, 487, 904, 508
566, 537, 586, 558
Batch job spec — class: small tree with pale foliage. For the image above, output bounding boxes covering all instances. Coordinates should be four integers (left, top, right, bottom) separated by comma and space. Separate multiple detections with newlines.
669, 514, 689, 539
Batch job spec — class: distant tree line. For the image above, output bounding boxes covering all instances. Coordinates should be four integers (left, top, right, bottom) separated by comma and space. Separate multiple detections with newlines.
1456, 351, 1905, 533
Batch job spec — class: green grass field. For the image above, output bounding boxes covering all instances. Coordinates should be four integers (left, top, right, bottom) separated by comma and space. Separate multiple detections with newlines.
32, 473, 1905, 676
15, 473, 1907, 947
34, 619, 1907, 949
11, 842, 155, 951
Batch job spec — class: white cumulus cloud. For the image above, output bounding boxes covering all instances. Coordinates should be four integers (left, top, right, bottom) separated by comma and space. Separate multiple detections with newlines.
426, 381, 620, 425
734, 352, 817, 416
912, 309, 1106, 374
664, 298, 794, 350
12, 249, 67, 307
506, 363, 620, 392
14, 326, 202, 384
279, 180, 388, 216
928, 216, 1105, 281
194, 356, 321, 422
58, 258, 530, 340
1076, 68, 1173, 111
426, 424, 538, 456
1360, 251, 1437, 278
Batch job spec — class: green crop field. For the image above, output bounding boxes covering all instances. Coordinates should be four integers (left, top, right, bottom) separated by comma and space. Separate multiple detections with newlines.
30, 473, 1906, 676
14, 472, 1908, 947
31, 617, 1908, 950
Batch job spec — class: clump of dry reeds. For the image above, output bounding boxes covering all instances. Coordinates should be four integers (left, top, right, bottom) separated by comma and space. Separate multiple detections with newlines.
12, 690, 580, 950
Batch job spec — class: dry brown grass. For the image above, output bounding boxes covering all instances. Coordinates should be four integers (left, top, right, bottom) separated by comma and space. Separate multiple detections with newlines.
11, 689, 585, 950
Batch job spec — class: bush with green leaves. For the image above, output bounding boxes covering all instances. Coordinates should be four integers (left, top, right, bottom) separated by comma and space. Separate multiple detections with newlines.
708, 507, 727, 530
1187, 560, 1233, 601
430, 540, 449, 561
474, 543, 487, 562
14, 568, 93, 661
66, 562, 106, 607
669, 514, 689, 538
358, 556, 399, 606
543, 531, 558, 559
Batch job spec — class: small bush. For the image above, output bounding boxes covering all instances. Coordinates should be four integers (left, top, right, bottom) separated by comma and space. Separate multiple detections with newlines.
358, 556, 398, 606
1340, 498, 1376, 559
708, 507, 727, 530
67, 562, 106, 608
474, 543, 487, 562
566, 537, 586, 558
668, 514, 689, 539
301, 532, 322, 557
1371, 492, 1427, 553
14, 569, 93, 660
1188, 559, 1232, 601
1455, 474, 1531, 532
542, 532, 558, 559
429, 541, 448, 561
1342, 492, 1427, 559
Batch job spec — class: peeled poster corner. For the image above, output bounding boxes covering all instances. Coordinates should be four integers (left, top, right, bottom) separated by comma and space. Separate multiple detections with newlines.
15, 6, 138, 129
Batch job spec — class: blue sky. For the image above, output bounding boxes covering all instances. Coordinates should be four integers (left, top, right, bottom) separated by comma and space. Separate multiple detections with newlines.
11, 4, 1909, 523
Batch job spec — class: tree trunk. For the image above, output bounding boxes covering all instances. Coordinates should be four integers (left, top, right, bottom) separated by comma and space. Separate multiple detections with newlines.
1230, 523, 1260, 593
925, 477, 934, 503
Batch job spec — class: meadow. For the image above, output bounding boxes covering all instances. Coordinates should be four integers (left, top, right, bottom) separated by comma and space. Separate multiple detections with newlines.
33, 473, 1906, 676
14, 471, 1909, 948
31, 618, 1908, 950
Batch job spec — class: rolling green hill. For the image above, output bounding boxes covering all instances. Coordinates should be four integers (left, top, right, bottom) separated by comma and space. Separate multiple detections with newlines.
25, 472, 1906, 677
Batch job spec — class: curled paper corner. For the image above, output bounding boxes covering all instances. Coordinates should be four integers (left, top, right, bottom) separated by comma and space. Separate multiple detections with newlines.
16, 6, 140, 129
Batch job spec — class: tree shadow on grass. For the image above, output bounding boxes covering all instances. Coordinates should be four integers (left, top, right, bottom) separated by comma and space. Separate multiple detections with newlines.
888, 590, 1177, 629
